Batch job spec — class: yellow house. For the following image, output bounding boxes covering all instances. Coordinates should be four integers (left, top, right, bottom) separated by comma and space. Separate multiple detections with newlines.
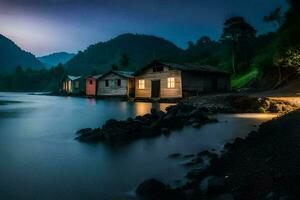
134, 61, 230, 99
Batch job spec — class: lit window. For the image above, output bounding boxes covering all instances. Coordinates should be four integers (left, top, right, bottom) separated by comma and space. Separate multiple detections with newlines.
138, 80, 145, 89
167, 77, 175, 88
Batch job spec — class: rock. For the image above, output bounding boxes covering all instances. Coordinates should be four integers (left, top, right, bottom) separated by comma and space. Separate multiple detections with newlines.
161, 128, 170, 134
76, 128, 92, 135
200, 176, 226, 194
186, 168, 207, 180
168, 153, 181, 158
136, 179, 167, 199
183, 154, 195, 159
192, 122, 201, 128
213, 193, 234, 200
183, 157, 203, 167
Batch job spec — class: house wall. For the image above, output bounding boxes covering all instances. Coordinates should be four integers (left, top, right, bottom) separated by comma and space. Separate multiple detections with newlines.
86, 78, 97, 96
135, 66, 182, 98
71, 79, 85, 94
181, 71, 230, 96
97, 73, 129, 96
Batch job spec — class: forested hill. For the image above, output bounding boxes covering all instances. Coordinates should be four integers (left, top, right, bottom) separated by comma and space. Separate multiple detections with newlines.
66, 33, 184, 75
38, 52, 75, 68
0, 34, 43, 73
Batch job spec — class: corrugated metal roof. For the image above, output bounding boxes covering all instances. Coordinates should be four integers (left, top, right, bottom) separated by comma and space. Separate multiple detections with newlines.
161, 62, 229, 74
135, 60, 230, 75
67, 75, 82, 80
113, 70, 134, 78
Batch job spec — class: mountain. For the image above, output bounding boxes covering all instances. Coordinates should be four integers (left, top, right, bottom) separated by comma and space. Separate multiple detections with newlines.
38, 52, 75, 68
0, 34, 43, 73
66, 33, 184, 75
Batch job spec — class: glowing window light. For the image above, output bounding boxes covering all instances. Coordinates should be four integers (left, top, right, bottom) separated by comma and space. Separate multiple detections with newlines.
167, 77, 175, 88
139, 80, 145, 89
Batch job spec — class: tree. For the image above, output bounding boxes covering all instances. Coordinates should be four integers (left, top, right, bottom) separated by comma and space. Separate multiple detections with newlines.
263, 7, 282, 27
196, 36, 212, 46
119, 53, 130, 67
221, 17, 257, 74
187, 41, 195, 49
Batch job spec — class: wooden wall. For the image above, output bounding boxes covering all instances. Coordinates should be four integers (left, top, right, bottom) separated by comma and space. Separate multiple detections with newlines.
181, 71, 230, 96
97, 73, 129, 96
135, 66, 183, 98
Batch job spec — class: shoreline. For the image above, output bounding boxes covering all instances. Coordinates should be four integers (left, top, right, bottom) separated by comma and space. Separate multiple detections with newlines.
134, 109, 300, 200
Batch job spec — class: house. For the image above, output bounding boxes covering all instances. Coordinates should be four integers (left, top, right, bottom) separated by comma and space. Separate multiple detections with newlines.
85, 74, 102, 96
134, 61, 230, 99
61, 75, 85, 95
97, 70, 135, 97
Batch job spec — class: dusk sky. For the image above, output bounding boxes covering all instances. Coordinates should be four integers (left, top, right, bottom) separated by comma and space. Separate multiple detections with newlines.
0, 0, 287, 56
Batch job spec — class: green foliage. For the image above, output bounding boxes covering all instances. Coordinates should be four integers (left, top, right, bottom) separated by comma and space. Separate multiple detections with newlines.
263, 7, 282, 27
66, 33, 183, 75
0, 34, 43, 73
221, 17, 257, 74
231, 68, 259, 90
0, 64, 65, 92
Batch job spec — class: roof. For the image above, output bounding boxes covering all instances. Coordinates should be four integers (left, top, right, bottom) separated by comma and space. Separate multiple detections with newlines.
63, 75, 82, 81
85, 74, 103, 80
135, 60, 230, 75
101, 70, 134, 78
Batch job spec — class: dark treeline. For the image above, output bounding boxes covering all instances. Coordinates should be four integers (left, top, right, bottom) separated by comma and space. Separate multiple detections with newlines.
0, 0, 299, 92
0, 64, 65, 92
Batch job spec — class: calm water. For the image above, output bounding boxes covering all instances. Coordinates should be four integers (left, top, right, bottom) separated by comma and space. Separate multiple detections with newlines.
0, 92, 277, 200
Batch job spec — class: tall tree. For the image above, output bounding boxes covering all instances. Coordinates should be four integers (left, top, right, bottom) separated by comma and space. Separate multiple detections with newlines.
221, 17, 256, 74
263, 7, 282, 27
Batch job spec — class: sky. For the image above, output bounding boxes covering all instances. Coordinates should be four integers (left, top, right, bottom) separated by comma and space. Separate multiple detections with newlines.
0, 0, 287, 56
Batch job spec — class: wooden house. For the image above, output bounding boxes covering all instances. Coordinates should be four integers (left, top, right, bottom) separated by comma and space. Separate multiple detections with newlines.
97, 70, 135, 97
62, 75, 85, 95
134, 61, 230, 99
85, 74, 102, 96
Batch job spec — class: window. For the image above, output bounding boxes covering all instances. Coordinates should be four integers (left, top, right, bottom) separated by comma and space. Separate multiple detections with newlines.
89, 80, 93, 85
117, 79, 121, 86
167, 77, 175, 88
75, 81, 79, 89
153, 65, 164, 72
138, 80, 145, 89
105, 80, 109, 87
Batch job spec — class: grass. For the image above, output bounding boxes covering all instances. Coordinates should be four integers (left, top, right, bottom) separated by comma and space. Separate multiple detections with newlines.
231, 68, 259, 90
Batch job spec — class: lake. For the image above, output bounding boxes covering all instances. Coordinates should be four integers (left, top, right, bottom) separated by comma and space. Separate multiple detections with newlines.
0, 92, 277, 200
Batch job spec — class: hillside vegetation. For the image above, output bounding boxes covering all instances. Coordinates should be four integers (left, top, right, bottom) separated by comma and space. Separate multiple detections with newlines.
0, 34, 43, 73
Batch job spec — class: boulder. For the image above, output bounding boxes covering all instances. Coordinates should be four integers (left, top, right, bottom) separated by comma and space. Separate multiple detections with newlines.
136, 179, 167, 199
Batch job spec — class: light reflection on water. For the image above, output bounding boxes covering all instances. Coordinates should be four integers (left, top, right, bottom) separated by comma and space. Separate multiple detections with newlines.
0, 93, 275, 200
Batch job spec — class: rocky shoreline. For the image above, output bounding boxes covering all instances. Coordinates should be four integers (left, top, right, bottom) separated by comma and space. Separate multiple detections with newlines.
75, 94, 297, 143
135, 109, 300, 200
75, 103, 218, 143
182, 94, 298, 114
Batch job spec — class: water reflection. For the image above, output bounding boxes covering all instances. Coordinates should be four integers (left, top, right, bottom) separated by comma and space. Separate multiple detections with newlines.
0, 93, 276, 200
86, 98, 97, 106
133, 102, 175, 116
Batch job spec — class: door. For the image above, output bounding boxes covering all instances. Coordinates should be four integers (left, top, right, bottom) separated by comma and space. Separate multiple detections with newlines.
151, 80, 160, 98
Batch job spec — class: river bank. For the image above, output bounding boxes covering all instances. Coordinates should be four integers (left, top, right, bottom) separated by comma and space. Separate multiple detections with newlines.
135, 109, 300, 200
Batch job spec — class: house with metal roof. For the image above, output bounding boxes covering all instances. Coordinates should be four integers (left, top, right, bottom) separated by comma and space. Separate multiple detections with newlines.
61, 75, 85, 95
97, 70, 135, 97
134, 60, 230, 99
85, 74, 103, 96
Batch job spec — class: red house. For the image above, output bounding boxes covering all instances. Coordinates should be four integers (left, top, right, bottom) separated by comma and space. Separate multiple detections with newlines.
85, 74, 102, 96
